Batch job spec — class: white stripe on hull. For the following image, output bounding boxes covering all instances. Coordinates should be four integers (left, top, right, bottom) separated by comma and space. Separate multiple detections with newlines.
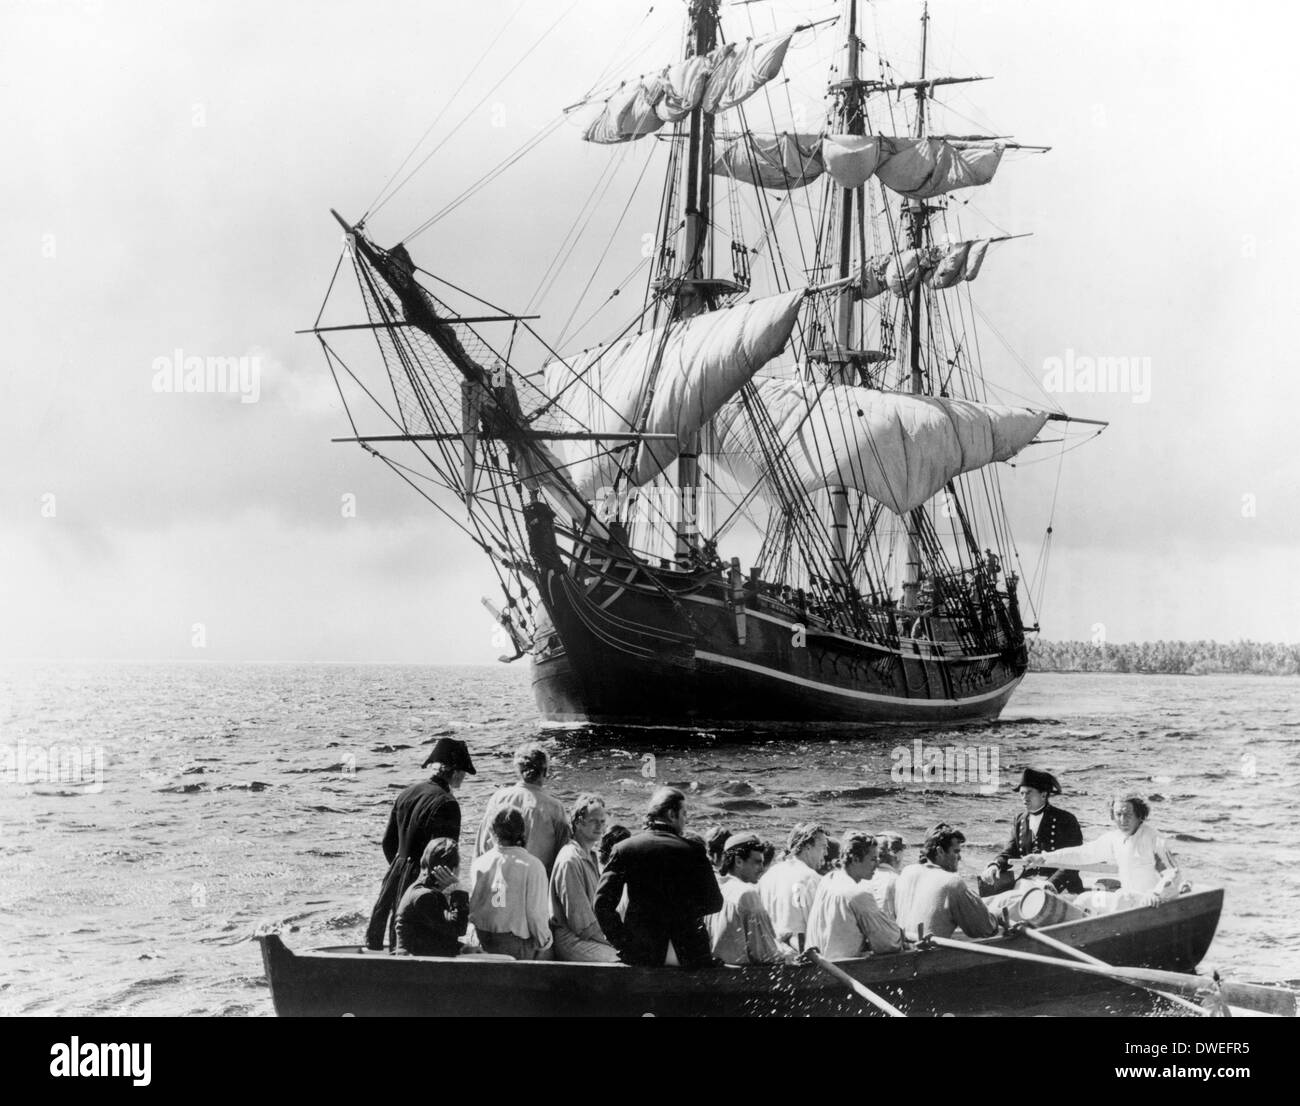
694, 649, 1021, 709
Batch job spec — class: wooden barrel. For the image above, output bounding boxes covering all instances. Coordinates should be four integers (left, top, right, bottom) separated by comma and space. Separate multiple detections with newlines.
1019, 886, 1085, 927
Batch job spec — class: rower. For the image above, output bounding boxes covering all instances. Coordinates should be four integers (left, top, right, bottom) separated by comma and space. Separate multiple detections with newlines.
758, 822, 828, 953
707, 834, 793, 965
895, 824, 999, 940
806, 833, 904, 959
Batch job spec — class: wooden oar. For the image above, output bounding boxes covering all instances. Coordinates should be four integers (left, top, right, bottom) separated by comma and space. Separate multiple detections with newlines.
805, 949, 906, 1017
1020, 924, 1207, 1016
925, 934, 1298, 1017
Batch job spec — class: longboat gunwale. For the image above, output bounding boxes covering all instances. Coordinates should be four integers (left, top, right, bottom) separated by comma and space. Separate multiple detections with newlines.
258, 886, 1224, 1017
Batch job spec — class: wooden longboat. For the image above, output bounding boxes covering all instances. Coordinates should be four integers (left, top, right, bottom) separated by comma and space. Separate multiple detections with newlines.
258, 887, 1224, 1017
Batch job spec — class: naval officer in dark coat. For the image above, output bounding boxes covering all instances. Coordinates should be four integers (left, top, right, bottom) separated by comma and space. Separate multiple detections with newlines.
365, 737, 475, 950
982, 768, 1084, 896
594, 786, 723, 969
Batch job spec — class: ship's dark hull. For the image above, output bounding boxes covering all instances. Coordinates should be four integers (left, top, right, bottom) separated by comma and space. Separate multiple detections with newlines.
526, 517, 1028, 728
532, 635, 1023, 727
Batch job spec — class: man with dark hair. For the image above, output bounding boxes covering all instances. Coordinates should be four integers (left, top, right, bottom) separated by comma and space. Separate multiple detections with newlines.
981, 768, 1084, 898
476, 741, 570, 874
806, 832, 904, 959
706, 833, 791, 965
865, 832, 905, 920
550, 793, 620, 962
593, 786, 723, 968
366, 737, 475, 950
894, 823, 998, 940
598, 824, 631, 867
468, 808, 552, 959
703, 824, 731, 873
395, 837, 468, 957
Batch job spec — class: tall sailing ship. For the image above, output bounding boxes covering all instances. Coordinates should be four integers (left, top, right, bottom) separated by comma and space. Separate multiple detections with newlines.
310, 0, 1104, 727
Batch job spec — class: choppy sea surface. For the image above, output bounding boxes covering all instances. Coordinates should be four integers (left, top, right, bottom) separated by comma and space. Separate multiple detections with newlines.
1, 664, 1297, 1017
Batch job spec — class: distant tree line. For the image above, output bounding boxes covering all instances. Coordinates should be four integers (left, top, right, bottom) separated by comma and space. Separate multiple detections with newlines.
1028, 639, 1300, 676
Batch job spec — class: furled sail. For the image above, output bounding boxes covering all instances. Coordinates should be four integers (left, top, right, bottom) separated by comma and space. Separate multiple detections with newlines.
581, 32, 794, 144
712, 132, 825, 190
823, 135, 1005, 198
715, 378, 1047, 515
701, 34, 793, 113
857, 239, 995, 299
543, 291, 804, 499
583, 80, 667, 144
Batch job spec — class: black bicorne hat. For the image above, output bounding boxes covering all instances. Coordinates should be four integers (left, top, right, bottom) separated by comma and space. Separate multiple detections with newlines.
421, 737, 476, 774
1014, 767, 1061, 795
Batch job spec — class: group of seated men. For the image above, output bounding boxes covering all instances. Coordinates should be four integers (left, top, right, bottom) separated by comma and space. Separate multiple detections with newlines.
391, 745, 1181, 966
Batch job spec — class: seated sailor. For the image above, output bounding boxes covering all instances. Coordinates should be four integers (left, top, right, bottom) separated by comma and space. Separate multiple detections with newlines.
550, 793, 620, 963
394, 837, 468, 957
864, 832, 905, 921
980, 767, 1084, 916
806, 832, 904, 959
468, 808, 553, 960
706, 833, 794, 966
1025, 792, 1180, 914
894, 824, 999, 941
758, 822, 828, 953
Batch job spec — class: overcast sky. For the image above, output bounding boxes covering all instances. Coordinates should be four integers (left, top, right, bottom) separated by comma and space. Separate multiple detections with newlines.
2, 0, 1296, 664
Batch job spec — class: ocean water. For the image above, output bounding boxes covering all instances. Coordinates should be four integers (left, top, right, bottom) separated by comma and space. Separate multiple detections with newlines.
1, 664, 1296, 1017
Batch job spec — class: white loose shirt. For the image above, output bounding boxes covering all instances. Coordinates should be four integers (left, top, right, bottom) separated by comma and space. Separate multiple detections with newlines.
1040, 822, 1179, 897
758, 856, 822, 942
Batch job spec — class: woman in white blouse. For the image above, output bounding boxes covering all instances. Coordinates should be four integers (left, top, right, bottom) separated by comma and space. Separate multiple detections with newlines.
1025, 792, 1180, 914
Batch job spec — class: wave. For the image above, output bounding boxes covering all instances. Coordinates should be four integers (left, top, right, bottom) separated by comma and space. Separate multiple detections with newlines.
805, 786, 896, 801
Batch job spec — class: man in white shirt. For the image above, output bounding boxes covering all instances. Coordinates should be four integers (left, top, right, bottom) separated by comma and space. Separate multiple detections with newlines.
550, 793, 620, 962
475, 742, 571, 875
759, 822, 827, 953
895, 824, 999, 941
806, 833, 904, 959
469, 808, 552, 959
707, 834, 793, 965
864, 832, 904, 920
1026, 792, 1180, 913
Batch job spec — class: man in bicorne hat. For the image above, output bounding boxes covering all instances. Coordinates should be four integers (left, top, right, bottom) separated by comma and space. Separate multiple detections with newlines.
980, 767, 1084, 902
365, 737, 476, 950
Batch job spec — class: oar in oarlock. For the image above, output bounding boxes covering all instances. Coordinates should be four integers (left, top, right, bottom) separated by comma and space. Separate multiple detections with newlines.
1018, 924, 1207, 1016
922, 935, 1298, 1017
805, 949, 906, 1017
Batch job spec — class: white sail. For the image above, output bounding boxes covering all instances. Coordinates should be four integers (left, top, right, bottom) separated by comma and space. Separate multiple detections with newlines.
823, 135, 1006, 198
715, 378, 1047, 515
712, 131, 824, 190
656, 55, 712, 122
583, 81, 667, 144
821, 134, 885, 188
857, 238, 995, 298
583, 32, 794, 143
702, 34, 794, 113
543, 291, 804, 499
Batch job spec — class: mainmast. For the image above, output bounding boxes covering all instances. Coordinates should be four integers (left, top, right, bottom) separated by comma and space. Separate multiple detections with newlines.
674, 0, 720, 566
828, 0, 866, 587
902, 0, 931, 609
